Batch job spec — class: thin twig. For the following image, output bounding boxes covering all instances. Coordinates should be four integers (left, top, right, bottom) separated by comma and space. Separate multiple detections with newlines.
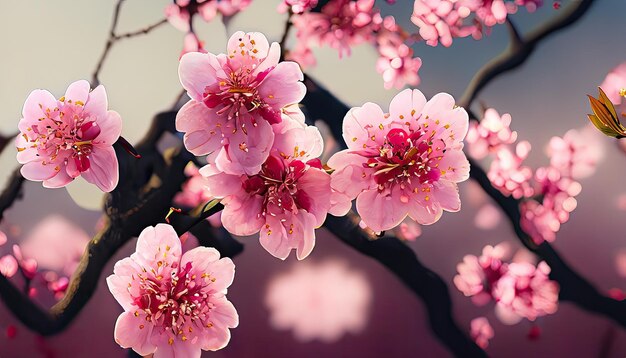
458, 0, 594, 109
114, 18, 168, 40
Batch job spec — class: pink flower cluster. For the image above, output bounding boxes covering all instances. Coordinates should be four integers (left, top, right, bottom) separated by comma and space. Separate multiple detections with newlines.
177, 31, 336, 260
107, 224, 238, 357
278, 0, 319, 14
15, 80, 122, 192
329, 89, 470, 232
287, 0, 422, 89
165, 0, 252, 32
467, 108, 603, 243
411, 0, 543, 47
454, 243, 559, 327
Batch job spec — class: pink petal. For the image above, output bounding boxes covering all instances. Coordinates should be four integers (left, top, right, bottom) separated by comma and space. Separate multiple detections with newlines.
201, 169, 242, 198
297, 168, 331, 226
433, 181, 461, 212
113, 312, 156, 355
226, 31, 270, 68
176, 100, 225, 156
258, 62, 305, 109
64, 80, 90, 106
254, 42, 281, 75
439, 149, 470, 182
84, 85, 108, 120
356, 187, 408, 232
388, 89, 427, 122
42, 166, 74, 188
21, 161, 61, 181
15, 134, 38, 164
273, 125, 324, 163
81, 146, 119, 192
221, 194, 265, 236
0, 255, 18, 278
181, 247, 235, 293
222, 116, 274, 175
94, 111, 122, 146
342, 103, 387, 151
21, 89, 58, 125
132, 224, 182, 269
179, 52, 221, 101
200, 296, 238, 351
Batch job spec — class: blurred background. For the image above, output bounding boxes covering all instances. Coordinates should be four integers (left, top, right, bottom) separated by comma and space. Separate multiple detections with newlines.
1, 0, 626, 356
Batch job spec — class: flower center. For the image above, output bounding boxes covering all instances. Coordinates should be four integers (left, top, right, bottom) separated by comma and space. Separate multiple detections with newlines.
243, 155, 312, 217
365, 128, 444, 191
132, 260, 217, 342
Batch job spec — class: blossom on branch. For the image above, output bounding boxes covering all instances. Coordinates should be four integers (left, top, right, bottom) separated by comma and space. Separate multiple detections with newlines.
328, 89, 470, 232
466, 108, 517, 159
177, 31, 306, 175
165, 0, 252, 32
200, 125, 332, 260
16, 80, 121, 192
107, 224, 238, 357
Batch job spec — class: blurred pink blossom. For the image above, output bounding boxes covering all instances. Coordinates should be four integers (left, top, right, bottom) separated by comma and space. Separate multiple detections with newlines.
466, 108, 517, 159
291, 0, 382, 58
20, 215, 90, 277
106, 224, 238, 356
376, 40, 422, 90
15, 80, 122, 192
11, 245, 37, 280
166, 0, 252, 32
0, 254, 18, 278
0, 230, 6, 246
180, 32, 206, 58
488, 142, 534, 199
329, 89, 470, 232
177, 31, 306, 175
615, 248, 626, 278
470, 317, 494, 348
600, 61, 626, 105
546, 125, 604, 179
201, 125, 332, 260
278, 0, 319, 13
265, 259, 372, 342
474, 203, 502, 230
454, 243, 509, 306
493, 261, 559, 324
394, 219, 422, 241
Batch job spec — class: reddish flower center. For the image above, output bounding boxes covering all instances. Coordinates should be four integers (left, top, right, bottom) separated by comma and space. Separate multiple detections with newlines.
19, 100, 101, 173
202, 63, 281, 129
243, 155, 316, 216
364, 128, 444, 191
132, 260, 217, 342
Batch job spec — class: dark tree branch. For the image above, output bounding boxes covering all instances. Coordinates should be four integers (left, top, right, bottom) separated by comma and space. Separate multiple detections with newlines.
113, 18, 168, 40
324, 213, 486, 357
0, 132, 18, 155
458, 0, 595, 109
0, 169, 25, 222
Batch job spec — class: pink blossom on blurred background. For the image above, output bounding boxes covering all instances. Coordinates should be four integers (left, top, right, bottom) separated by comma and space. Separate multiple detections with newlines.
546, 125, 605, 180
615, 248, 626, 278
474, 203, 502, 230
329, 89, 470, 232
177, 31, 306, 175
20, 215, 90, 278
393, 218, 422, 241
488, 142, 533, 199
265, 259, 372, 342
600, 61, 626, 106
470, 316, 494, 349
376, 39, 422, 90
106, 224, 238, 356
454, 243, 509, 306
466, 108, 517, 159
16, 80, 122, 192
493, 261, 559, 324
278, 0, 319, 14
166, 0, 252, 32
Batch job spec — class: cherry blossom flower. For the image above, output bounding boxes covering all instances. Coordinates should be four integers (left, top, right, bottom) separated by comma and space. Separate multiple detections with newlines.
166, 0, 252, 32
411, 0, 482, 47
201, 125, 331, 260
488, 142, 533, 199
290, 0, 382, 58
470, 317, 494, 349
15, 80, 122, 192
454, 243, 509, 306
520, 167, 580, 244
106, 224, 238, 357
278, 0, 319, 14
177, 31, 306, 175
546, 125, 604, 180
0, 254, 18, 278
180, 32, 207, 58
265, 259, 372, 342
493, 261, 559, 324
466, 108, 517, 159
474, 203, 502, 230
11, 245, 37, 280
328, 89, 470, 232
376, 40, 422, 90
